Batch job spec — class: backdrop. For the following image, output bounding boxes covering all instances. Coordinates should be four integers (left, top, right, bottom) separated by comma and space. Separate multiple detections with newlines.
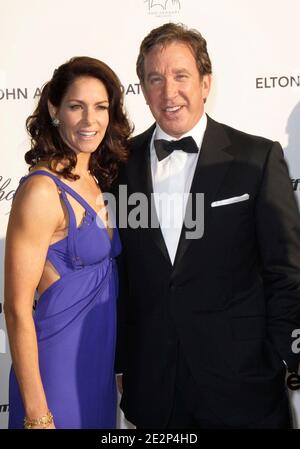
1, 0, 299, 429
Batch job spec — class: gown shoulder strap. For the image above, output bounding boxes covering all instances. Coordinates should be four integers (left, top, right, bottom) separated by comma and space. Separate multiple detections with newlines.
18, 170, 81, 269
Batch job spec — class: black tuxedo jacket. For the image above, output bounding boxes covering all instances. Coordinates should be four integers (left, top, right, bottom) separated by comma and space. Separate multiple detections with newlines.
115, 116, 300, 428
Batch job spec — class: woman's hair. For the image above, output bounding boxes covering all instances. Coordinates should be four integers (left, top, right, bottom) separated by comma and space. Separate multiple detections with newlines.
136, 22, 212, 83
25, 56, 132, 189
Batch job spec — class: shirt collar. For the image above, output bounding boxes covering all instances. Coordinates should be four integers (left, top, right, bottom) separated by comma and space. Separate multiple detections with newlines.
154, 113, 207, 149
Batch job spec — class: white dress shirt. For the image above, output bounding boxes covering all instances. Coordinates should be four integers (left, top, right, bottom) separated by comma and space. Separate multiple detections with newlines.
150, 113, 207, 264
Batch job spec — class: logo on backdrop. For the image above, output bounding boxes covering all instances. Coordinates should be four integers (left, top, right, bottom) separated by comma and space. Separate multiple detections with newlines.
0, 87, 41, 100
0, 175, 15, 215
0, 404, 9, 413
287, 373, 300, 391
121, 83, 141, 95
292, 178, 300, 192
256, 75, 300, 89
0, 84, 141, 101
286, 329, 300, 391
144, 0, 181, 17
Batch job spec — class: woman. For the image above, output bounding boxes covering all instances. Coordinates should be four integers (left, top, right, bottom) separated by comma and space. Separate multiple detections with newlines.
4, 56, 132, 429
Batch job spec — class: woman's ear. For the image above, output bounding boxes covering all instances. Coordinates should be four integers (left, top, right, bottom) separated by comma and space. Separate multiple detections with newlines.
48, 101, 60, 127
47, 100, 57, 121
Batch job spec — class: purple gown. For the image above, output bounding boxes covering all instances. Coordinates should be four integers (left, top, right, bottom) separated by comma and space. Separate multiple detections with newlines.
8, 170, 121, 429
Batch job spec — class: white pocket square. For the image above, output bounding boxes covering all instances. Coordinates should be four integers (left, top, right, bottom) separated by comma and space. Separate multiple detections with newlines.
211, 193, 249, 208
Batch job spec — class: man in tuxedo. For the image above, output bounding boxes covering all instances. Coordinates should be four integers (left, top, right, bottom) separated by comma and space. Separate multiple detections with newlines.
115, 23, 300, 428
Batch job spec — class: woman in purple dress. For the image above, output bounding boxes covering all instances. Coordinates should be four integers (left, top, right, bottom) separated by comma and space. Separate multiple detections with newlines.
4, 57, 131, 429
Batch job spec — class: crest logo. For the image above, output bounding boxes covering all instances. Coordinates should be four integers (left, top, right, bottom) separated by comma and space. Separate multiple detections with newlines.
145, 0, 181, 17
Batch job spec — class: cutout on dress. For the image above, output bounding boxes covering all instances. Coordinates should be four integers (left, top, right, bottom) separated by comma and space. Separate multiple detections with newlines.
37, 259, 61, 296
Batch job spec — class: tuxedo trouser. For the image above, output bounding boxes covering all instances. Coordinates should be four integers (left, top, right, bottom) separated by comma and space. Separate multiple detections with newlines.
166, 343, 227, 429
166, 344, 292, 429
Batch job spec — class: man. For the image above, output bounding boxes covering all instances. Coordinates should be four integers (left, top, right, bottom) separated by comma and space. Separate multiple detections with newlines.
115, 23, 300, 429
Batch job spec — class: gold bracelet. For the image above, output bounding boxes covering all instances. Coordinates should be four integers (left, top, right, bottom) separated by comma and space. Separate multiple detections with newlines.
24, 410, 54, 429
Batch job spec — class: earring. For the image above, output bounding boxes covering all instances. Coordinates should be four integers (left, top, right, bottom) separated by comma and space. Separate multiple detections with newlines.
51, 117, 60, 127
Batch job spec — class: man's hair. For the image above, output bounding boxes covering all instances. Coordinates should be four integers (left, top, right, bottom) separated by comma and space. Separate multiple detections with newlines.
136, 22, 212, 83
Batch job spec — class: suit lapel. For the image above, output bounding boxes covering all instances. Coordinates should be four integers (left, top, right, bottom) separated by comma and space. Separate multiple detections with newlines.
130, 125, 171, 264
172, 116, 234, 272
130, 118, 234, 269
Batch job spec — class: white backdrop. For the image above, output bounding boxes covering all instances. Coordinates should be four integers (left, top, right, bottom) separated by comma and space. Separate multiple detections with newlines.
0, 0, 299, 429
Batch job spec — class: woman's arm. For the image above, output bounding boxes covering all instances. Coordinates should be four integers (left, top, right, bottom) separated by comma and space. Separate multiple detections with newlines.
4, 175, 63, 428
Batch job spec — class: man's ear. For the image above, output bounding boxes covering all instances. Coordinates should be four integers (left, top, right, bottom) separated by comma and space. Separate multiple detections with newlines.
202, 74, 212, 101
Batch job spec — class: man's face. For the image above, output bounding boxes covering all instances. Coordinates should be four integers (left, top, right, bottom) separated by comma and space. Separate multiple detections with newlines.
141, 42, 211, 138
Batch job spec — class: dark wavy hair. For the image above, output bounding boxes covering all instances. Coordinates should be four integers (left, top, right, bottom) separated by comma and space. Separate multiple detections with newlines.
25, 56, 132, 189
136, 22, 212, 83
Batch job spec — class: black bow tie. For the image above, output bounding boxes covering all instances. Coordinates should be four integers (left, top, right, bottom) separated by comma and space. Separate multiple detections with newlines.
154, 136, 198, 161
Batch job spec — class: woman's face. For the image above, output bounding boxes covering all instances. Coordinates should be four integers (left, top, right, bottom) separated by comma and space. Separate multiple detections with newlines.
50, 76, 110, 155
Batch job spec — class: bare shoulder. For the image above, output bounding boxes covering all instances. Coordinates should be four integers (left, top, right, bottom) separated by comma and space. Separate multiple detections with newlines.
11, 173, 61, 222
